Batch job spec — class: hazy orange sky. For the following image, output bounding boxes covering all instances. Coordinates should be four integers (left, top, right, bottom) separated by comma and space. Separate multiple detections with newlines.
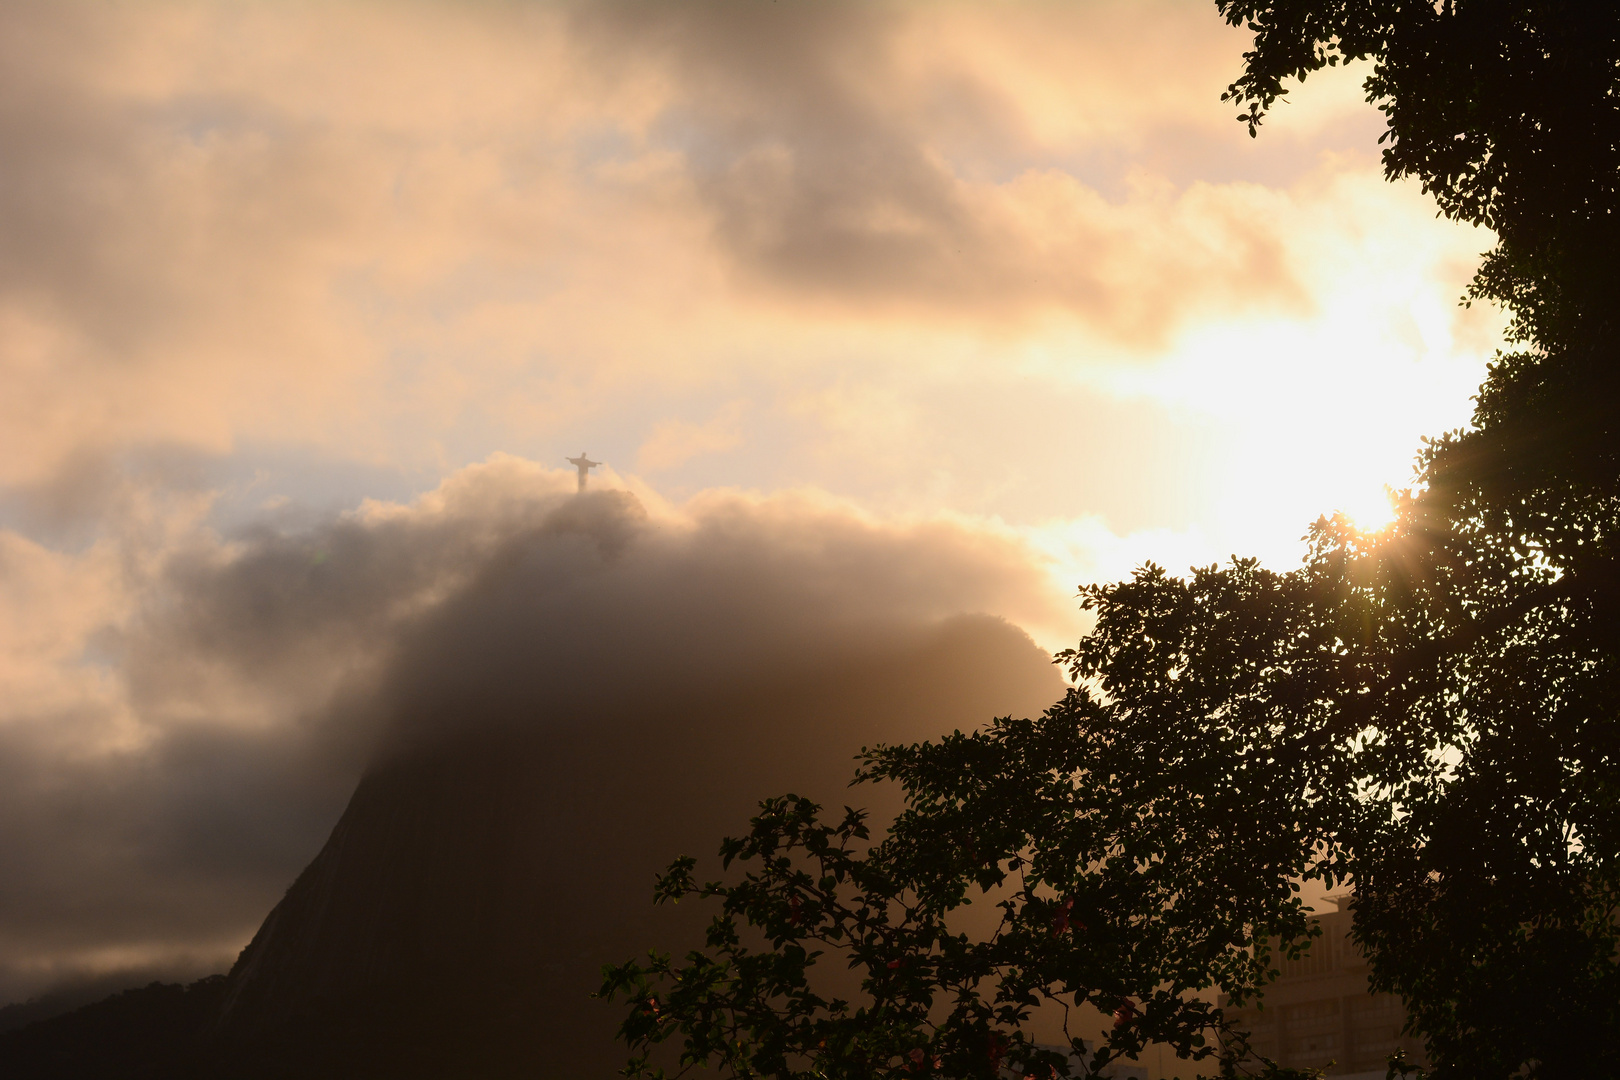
0, 0, 1504, 1004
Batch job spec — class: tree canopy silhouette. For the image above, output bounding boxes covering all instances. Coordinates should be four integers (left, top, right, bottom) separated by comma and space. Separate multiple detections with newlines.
604, 5, 1620, 1078
1218, 3, 1620, 1072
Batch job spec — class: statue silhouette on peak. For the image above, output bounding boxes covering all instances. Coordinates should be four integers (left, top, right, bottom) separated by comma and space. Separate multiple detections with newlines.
566, 452, 601, 493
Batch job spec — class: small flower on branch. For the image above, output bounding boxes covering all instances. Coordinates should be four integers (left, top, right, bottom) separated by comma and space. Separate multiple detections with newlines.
1051, 897, 1081, 936
987, 1032, 1007, 1070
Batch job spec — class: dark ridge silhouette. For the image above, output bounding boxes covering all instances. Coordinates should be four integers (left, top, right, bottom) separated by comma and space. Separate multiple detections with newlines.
0, 977, 226, 1079
0, 612, 1061, 1078
0, 970, 216, 1037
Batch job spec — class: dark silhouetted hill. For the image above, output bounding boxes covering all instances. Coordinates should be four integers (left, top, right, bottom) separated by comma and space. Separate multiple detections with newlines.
0, 970, 212, 1037
0, 977, 225, 1079
0, 612, 1062, 1079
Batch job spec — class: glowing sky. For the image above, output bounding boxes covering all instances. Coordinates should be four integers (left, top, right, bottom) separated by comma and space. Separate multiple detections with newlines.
0, 0, 1504, 1003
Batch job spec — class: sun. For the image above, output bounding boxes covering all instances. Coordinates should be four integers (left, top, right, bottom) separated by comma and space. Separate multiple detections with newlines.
1340, 486, 1399, 533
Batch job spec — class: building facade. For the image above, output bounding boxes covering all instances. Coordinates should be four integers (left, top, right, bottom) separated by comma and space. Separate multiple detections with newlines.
1221, 898, 1426, 1078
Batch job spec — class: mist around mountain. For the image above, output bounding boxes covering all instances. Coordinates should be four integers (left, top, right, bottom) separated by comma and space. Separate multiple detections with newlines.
0, 487, 1064, 1078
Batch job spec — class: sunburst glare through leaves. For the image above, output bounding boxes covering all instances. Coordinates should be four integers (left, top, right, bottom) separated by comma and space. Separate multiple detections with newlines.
1339, 484, 1399, 533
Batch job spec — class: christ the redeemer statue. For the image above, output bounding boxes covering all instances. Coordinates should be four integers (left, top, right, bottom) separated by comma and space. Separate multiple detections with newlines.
566, 452, 602, 493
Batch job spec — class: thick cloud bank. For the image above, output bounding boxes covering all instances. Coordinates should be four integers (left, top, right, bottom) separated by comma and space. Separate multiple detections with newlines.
0, 458, 1065, 1008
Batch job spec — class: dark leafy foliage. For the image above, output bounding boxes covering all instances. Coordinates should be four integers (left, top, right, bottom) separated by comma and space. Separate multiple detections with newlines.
600, 709, 1323, 1080
607, 5, 1620, 1079
1215, 3, 1620, 1075
1339, 475, 1620, 1077
600, 557, 1369, 1079
606, 497, 1620, 1078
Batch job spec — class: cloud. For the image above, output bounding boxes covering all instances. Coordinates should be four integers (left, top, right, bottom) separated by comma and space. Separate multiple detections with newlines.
635, 400, 748, 471
0, 0, 1412, 496
0, 0, 1509, 1012
566, 0, 1312, 335
0, 457, 1067, 1005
